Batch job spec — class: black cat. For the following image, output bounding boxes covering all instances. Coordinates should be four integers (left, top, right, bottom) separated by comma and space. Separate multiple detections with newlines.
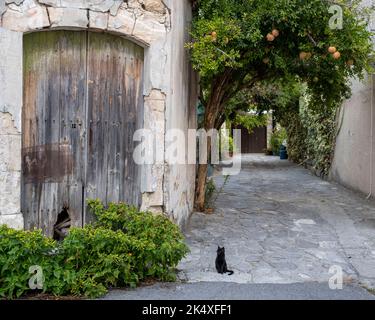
215, 246, 234, 275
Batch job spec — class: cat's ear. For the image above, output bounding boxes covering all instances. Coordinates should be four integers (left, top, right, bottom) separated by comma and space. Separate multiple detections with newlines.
217, 246, 221, 250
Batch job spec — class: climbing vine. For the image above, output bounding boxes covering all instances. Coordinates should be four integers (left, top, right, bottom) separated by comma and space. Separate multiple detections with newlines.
279, 87, 338, 177
252, 78, 340, 176
301, 94, 338, 176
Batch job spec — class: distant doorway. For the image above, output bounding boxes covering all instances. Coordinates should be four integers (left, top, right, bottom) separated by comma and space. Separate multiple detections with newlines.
234, 125, 267, 153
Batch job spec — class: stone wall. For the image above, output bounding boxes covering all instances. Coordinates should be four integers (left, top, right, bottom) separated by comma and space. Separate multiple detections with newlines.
330, 75, 375, 196
0, 28, 23, 229
0, 0, 170, 43
163, 0, 198, 228
330, 0, 375, 197
0, 0, 197, 229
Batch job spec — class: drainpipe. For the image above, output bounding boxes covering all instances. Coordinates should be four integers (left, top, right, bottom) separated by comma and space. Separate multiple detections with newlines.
367, 73, 374, 199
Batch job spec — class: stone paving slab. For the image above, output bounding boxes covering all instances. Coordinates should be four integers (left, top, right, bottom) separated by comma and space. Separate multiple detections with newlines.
178, 155, 375, 289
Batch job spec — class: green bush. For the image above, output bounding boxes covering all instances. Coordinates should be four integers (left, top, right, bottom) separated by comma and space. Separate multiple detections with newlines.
0, 226, 62, 299
87, 200, 189, 281
232, 113, 268, 134
0, 201, 189, 299
270, 128, 287, 156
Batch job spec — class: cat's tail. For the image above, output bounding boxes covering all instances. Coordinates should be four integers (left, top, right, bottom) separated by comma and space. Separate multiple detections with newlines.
227, 270, 234, 276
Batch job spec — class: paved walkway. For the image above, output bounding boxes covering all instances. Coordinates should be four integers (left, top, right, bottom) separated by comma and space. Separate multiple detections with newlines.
102, 154, 375, 299
178, 154, 375, 291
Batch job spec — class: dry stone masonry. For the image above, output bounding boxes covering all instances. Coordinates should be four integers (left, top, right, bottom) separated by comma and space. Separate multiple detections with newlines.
0, 0, 171, 44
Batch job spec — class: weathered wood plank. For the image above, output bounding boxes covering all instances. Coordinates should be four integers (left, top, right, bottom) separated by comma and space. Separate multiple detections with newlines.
23, 31, 144, 235
23, 33, 39, 231
58, 31, 87, 231
23, 31, 86, 236
39, 31, 61, 235
85, 32, 144, 214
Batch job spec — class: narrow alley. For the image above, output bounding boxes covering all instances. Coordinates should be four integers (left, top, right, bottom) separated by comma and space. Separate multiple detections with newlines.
103, 155, 375, 300
180, 155, 375, 288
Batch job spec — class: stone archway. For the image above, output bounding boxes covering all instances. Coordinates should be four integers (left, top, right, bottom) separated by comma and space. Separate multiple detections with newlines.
0, 1, 198, 230
0, 0, 171, 230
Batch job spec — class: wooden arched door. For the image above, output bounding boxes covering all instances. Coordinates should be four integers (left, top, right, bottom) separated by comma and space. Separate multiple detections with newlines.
22, 31, 144, 237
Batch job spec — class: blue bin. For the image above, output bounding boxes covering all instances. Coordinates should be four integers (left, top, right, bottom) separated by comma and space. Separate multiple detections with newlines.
280, 146, 288, 160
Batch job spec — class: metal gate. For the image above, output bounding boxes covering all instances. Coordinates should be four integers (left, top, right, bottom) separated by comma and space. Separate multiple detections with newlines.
22, 31, 144, 237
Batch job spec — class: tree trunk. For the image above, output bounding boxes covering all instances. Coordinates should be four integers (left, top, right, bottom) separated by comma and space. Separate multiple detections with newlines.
195, 105, 216, 212
195, 163, 209, 212
195, 118, 216, 211
195, 71, 232, 212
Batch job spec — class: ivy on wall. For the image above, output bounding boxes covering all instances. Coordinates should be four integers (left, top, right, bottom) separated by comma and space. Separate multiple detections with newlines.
280, 89, 338, 177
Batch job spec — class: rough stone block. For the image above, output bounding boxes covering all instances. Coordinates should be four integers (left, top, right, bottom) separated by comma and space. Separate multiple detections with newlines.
132, 11, 167, 44
0, 112, 19, 134
145, 98, 165, 114
0, 133, 21, 172
48, 7, 88, 28
0, 28, 22, 131
142, 0, 166, 14
108, 7, 167, 45
39, 0, 117, 13
144, 89, 165, 162
1, 0, 6, 15
2, 0, 50, 32
0, 171, 21, 216
109, 0, 122, 16
126, 0, 142, 10
143, 38, 169, 92
145, 89, 165, 102
141, 164, 164, 208
107, 7, 135, 38
5, 0, 25, 4
0, 213, 24, 229
141, 89, 165, 205
89, 10, 108, 30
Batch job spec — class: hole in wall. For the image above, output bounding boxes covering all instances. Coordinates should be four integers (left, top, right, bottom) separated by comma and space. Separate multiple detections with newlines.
53, 206, 71, 241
